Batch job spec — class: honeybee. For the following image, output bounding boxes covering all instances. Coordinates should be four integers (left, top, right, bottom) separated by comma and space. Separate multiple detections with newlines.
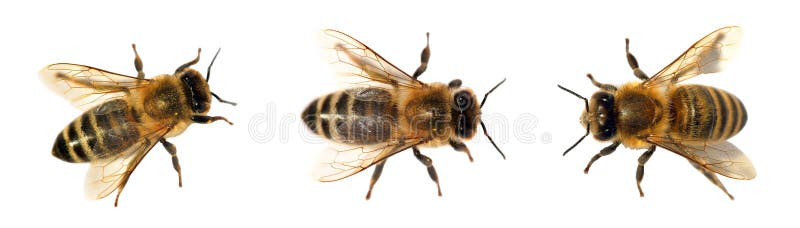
304, 30, 506, 199
41, 45, 236, 206
558, 26, 755, 199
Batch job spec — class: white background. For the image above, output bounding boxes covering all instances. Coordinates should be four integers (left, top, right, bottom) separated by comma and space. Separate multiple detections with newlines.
0, 0, 796, 227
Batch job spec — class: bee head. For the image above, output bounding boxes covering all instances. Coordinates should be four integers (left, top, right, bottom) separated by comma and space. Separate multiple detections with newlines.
587, 91, 617, 141
449, 80, 480, 140
177, 68, 212, 113
176, 48, 236, 114
449, 78, 507, 159
558, 84, 620, 156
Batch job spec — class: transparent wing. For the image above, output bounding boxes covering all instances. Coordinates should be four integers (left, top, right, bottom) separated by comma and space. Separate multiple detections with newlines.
642, 26, 742, 88
319, 29, 425, 97
312, 137, 426, 182
40, 63, 150, 111
647, 135, 755, 180
84, 124, 170, 200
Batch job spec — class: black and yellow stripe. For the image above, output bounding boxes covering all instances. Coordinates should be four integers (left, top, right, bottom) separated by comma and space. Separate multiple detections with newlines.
52, 99, 140, 162
670, 85, 747, 141
302, 88, 397, 145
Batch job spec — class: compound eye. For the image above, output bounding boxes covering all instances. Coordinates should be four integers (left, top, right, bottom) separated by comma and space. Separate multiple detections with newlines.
598, 126, 616, 140
457, 115, 467, 135
180, 71, 201, 82
455, 91, 472, 111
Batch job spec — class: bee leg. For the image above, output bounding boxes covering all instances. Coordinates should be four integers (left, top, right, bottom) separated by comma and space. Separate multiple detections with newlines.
191, 115, 234, 125
175, 48, 202, 73
584, 141, 621, 174
688, 160, 735, 200
625, 38, 649, 81
635, 145, 656, 197
131, 44, 145, 80
113, 174, 133, 207
586, 73, 617, 92
412, 32, 431, 79
449, 140, 474, 162
159, 138, 182, 187
112, 142, 146, 207
413, 146, 443, 197
365, 159, 388, 200
448, 79, 462, 89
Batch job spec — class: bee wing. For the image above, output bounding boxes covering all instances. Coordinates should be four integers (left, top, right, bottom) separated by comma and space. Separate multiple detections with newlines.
344, 87, 393, 102
40, 63, 150, 111
319, 29, 425, 101
647, 135, 755, 180
312, 137, 426, 182
84, 124, 170, 200
642, 26, 742, 88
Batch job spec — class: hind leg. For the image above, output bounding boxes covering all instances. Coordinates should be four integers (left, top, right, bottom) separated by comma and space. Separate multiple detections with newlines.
365, 159, 388, 200
689, 160, 735, 200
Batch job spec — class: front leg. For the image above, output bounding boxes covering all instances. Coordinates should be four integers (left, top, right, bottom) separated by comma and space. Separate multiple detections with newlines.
586, 74, 618, 92
449, 139, 474, 162
584, 141, 621, 174
191, 115, 233, 125
175, 48, 201, 73
160, 138, 182, 187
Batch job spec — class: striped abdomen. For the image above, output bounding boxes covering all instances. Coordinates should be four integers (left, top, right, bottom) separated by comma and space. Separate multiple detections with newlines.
669, 85, 747, 141
302, 88, 398, 145
52, 99, 141, 163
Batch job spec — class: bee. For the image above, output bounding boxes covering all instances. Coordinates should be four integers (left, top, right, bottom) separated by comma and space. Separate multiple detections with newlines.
304, 30, 506, 199
40, 44, 236, 206
558, 26, 755, 199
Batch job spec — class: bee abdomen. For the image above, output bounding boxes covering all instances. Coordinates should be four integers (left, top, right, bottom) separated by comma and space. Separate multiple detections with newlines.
302, 89, 397, 145
670, 85, 747, 141
301, 94, 337, 140
52, 99, 140, 163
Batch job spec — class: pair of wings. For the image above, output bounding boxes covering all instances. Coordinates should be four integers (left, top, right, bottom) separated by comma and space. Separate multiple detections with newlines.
312, 30, 431, 182
636, 26, 755, 180
40, 63, 173, 202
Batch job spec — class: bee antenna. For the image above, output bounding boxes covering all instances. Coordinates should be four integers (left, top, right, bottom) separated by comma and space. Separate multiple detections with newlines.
206, 48, 221, 82
481, 120, 506, 160
557, 85, 589, 156
563, 126, 589, 156
480, 78, 507, 159
481, 78, 506, 108
204, 48, 236, 106
211, 92, 237, 106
